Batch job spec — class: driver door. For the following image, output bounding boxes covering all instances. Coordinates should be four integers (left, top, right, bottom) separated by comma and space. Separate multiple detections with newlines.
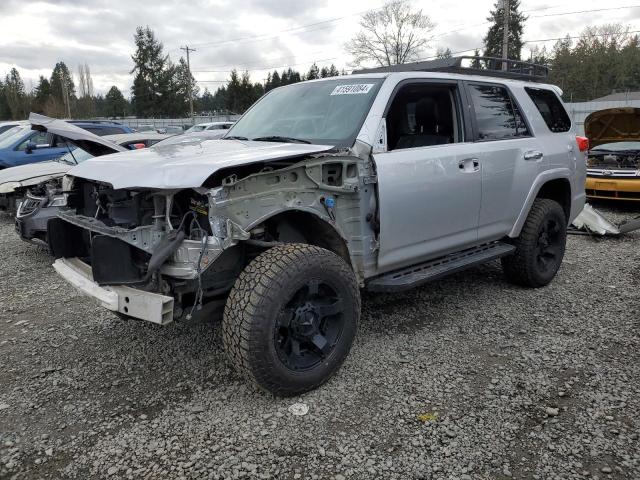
373, 80, 482, 273
15, 132, 67, 165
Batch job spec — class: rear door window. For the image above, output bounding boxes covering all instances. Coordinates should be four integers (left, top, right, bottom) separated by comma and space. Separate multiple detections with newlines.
467, 83, 530, 141
525, 87, 571, 133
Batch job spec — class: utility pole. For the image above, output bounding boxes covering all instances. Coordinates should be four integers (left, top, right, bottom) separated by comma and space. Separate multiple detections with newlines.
501, 0, 510, 71
181, 45, 196, 125
59, 70, 71, 118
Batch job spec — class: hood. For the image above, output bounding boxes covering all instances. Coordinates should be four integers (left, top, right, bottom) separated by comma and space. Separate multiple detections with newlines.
0, 161, 70, 188
67, 139, 334, 190
29, 113, 127, 156
584, 108, 640, 148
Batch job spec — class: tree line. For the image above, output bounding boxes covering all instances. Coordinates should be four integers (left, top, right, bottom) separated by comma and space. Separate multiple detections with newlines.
3, 0, 640, 121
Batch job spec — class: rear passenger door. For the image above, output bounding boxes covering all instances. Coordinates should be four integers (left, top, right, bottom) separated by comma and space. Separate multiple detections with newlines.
464, 82, 543, 241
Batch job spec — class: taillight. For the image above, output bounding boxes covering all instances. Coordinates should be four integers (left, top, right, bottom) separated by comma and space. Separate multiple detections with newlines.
132, 143, 146, 150
576, 136, 589, 152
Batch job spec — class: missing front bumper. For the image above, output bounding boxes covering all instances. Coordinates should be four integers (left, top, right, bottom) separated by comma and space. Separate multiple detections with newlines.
53, 258, 175, 325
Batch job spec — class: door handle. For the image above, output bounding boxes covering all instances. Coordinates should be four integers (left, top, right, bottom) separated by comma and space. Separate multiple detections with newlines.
458, 158, 480, 173
524, 150, 544, 161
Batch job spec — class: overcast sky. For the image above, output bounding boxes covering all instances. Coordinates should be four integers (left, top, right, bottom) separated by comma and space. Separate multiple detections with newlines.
1, 0, 639, 97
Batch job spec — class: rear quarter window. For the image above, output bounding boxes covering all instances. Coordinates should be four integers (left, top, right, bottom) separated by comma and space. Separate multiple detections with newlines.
525, 87, 571, 133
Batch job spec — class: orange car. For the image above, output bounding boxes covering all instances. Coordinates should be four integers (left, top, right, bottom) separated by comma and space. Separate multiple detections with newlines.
585, 107, 640, 201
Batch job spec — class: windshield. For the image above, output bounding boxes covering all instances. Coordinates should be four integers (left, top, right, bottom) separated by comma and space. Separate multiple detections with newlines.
57, 146, 93, 165
0, 125, 28, 148
227, 78, 384, 146
186, 125, 206, 133
591, 142, 640, 152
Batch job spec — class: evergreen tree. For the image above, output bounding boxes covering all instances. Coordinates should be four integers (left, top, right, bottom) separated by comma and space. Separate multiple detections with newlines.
4, 68, 27, 119
33, 76, 52, 113
172, 56, 199, 116
130, 26, 170, 117
105, 86, 128, 117
306, 63, 320, 80
483, 0, 527, 60
471, 49, 483, 69
50, 62, 75, 117
0, 80, 10, 120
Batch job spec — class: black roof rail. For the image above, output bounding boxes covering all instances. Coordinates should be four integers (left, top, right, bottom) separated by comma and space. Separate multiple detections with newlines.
355, 56, 549, 82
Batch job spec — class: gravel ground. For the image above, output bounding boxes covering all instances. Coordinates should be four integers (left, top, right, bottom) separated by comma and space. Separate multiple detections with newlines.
0, 201, 639, 480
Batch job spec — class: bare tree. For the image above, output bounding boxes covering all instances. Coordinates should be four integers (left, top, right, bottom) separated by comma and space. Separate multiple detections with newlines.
345, 0, 435, 67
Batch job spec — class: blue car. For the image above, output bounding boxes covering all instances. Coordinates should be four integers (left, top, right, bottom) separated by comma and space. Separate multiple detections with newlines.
0, 124, 72, 170
0, 120, 134, 170
67, 120, 134, 136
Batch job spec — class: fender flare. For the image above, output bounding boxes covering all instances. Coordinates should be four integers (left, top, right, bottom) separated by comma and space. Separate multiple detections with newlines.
508, 168, 573, 238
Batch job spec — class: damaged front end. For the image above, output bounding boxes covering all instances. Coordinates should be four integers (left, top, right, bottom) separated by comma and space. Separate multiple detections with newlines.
15, 178, 68, 244
51, 143, 377, 325
50, 179, 249, 324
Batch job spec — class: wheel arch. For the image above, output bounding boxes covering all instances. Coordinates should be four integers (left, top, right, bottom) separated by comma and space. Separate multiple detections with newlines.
244, 208, 353, 269
509, 169, 573, 238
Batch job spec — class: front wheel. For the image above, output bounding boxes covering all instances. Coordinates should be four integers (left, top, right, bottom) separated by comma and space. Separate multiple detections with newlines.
222, 244, 360, 396
502, 198, 567, 288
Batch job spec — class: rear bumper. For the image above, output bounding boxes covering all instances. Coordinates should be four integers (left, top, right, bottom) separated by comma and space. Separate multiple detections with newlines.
53, 258, 174, 325
585, 176, 640, 201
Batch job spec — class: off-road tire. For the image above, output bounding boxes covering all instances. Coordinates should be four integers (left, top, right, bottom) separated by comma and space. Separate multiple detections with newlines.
502, 198, 567, 288
222, 244, 360, 396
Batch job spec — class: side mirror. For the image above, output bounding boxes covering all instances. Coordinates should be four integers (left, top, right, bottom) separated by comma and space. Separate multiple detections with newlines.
25, 141, 37, 154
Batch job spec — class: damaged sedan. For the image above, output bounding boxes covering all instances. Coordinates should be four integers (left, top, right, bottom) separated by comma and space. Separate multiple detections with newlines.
585, 107, 640, 201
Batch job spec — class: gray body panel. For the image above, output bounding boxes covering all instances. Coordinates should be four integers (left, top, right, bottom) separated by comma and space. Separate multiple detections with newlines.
374, 142, 482, 272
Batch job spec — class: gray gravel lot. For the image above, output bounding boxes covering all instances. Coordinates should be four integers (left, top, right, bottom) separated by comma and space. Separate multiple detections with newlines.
1, 201, 639, 480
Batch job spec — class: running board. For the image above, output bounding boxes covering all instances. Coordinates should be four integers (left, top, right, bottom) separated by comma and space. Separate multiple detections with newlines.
367, 242, 516, 292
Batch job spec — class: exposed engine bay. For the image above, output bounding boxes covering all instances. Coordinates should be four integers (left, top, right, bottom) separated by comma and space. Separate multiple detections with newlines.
587, 150, 640, 171
49, 148, 378, 322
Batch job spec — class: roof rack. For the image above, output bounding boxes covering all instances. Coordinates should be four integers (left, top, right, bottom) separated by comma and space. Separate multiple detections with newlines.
355, 56, 549, 82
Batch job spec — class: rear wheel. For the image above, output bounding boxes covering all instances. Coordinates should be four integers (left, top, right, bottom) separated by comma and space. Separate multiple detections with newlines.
222, 244, 360, 396
502, 198, 567, 288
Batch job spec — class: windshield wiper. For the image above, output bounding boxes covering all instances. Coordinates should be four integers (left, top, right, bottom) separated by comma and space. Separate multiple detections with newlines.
61, 141, 78, 165
223, 135, 249, 141
251, 136, 311, 144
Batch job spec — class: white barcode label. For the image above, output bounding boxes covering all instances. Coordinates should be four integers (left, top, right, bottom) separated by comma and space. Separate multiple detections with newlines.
330, 84, 374, 95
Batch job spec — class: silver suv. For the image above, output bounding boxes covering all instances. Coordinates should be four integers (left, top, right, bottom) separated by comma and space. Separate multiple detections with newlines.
49, 57, 586, 396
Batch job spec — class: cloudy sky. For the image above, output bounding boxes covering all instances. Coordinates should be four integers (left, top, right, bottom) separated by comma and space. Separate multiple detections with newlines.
1, 0, 639, 97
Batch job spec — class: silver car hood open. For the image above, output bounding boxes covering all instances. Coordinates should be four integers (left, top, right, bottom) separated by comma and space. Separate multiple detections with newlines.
67, 139, 335, 190
0, 115, 127, 190
29, 113, 127, 156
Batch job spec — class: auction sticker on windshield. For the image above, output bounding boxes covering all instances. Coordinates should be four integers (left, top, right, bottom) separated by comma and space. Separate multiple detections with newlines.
330, 84, 375, 95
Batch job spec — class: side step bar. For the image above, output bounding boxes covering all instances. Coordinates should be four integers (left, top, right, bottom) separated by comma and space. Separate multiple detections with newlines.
366, 242, 516, 292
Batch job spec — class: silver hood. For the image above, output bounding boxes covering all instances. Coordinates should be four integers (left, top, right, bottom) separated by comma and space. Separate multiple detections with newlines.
67, 139, 334, 190
0, 161, 70, 188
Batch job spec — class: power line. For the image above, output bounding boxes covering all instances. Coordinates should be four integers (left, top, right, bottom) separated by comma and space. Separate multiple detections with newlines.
523, 29, 640, 44
186, 5, 385, 50
184, 4, 640, 83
